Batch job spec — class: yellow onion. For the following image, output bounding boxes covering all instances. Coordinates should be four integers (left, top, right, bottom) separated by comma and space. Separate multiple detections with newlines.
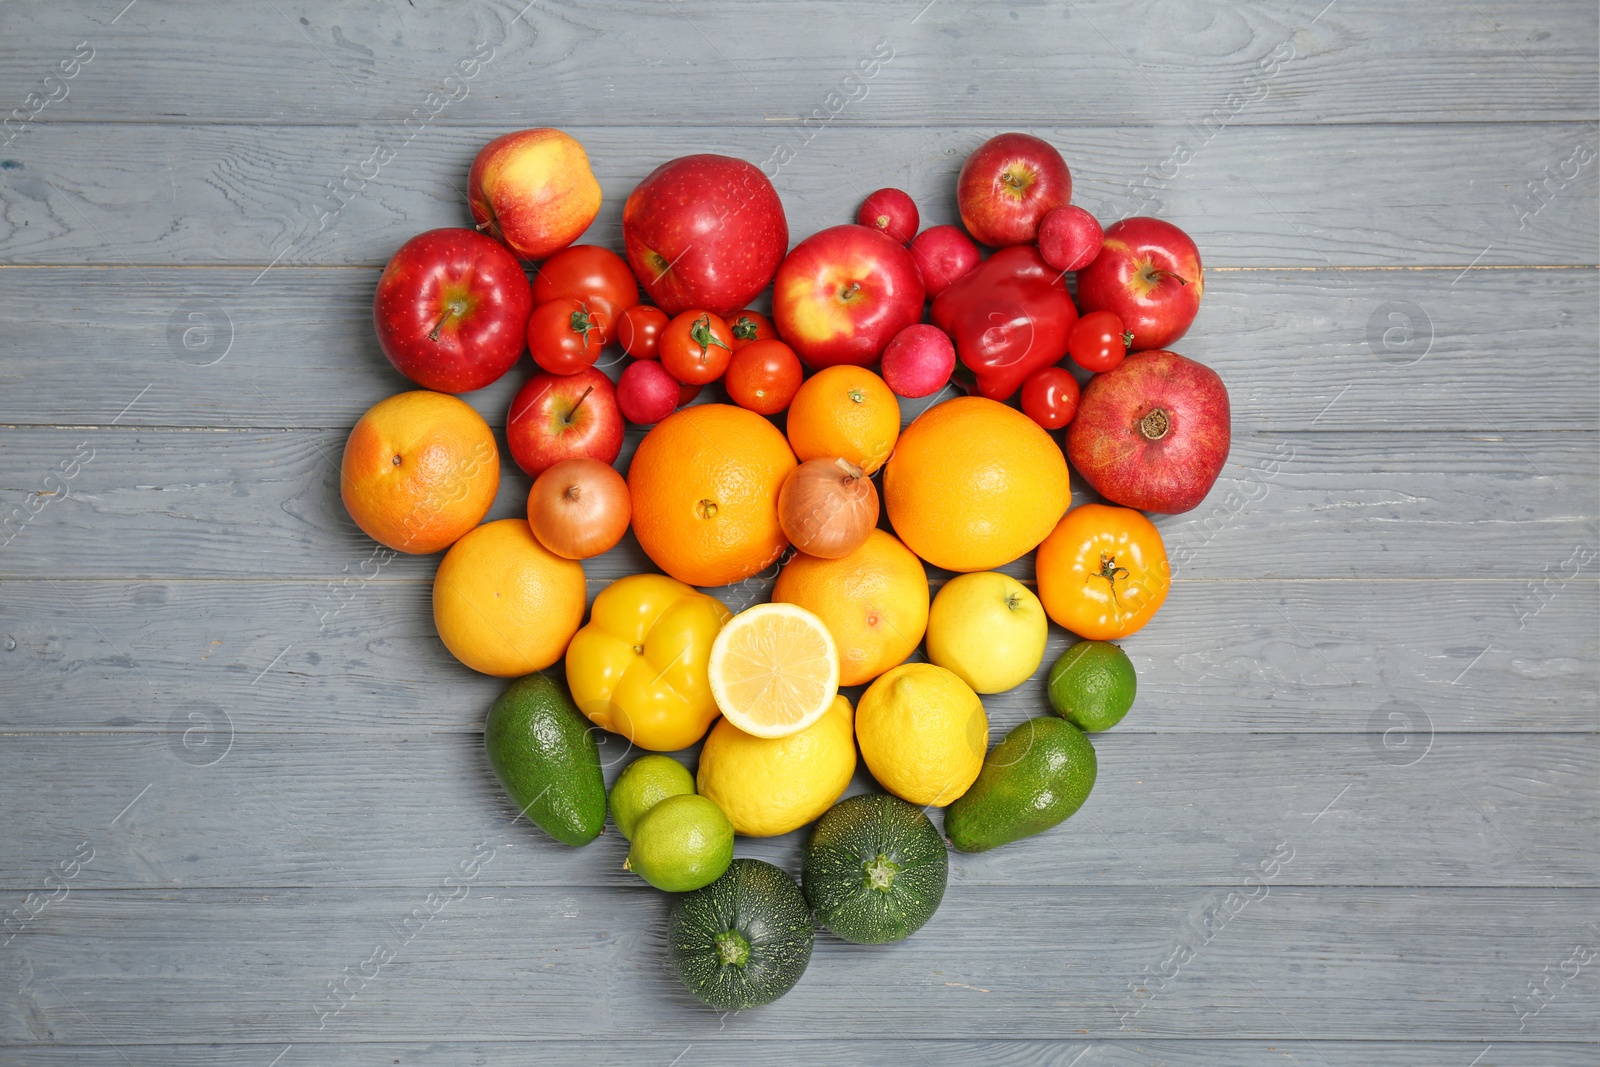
778, 457, 879, 559
528, 458, 631, 559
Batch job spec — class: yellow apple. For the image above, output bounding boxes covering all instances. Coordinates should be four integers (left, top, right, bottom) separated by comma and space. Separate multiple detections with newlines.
926, 572, 1048, 694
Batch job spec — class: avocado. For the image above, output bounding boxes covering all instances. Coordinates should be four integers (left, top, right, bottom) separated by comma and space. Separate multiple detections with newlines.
484, 673, 606, 846
944, 716, 1097, 853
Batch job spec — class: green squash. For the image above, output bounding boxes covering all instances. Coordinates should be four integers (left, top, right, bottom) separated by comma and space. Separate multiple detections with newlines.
667, 858, 814, 1010
801, 793, 948, 944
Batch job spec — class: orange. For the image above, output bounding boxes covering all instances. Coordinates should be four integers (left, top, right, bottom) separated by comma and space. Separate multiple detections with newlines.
785, 365, 901, 474
627, 404, 797, 588
772, 529, 929, 686
707, 603, 840, 739
884, 395, 1069, 572
432, 518, 588, 676
341, 391, 500, 554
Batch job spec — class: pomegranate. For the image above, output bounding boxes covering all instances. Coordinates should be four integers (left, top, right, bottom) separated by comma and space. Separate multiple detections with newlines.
1066, 350, 1230, 514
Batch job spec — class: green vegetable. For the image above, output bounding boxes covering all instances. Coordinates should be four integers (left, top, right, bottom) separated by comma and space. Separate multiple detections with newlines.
483, 673, 606, 847
668, 859, 814, 1010
944, 716, 1096, 853
802, 793, 948, 944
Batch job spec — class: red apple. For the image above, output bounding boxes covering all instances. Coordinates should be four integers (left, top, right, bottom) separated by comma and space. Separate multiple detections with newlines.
622, 154, 789, 317
1076, 217, 1204, 352
506, 367, 623, 476
1037, 205, 1103, 272
857, 188, 919, 244
468, 129, 601, 261
908, 225, 981, 298
772, 224, 925, 369
880, 323, 956, 399
957, 132, 1071, 247
1066, 349, 1230, 514
616, 359, 679, 426
373, 228, 533, 393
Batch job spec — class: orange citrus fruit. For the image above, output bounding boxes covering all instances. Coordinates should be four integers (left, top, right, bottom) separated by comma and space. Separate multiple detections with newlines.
884, 395, 1069, 572
785, 365, 901, 474
771, 529, 929, 686
707, 603, 840, 739
432, 518, 588, 676
627, 404, 797, 587
341, 391, 499, 554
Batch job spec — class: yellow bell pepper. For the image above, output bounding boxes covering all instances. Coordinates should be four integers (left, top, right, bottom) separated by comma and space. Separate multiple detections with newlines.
565, 574, 732, 752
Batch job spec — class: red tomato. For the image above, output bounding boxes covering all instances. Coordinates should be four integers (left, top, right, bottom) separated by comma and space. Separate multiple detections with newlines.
1068, 310, 1132, 373
725, 339, 804, 415
527, 298, 610, 375
1020, 366, 1080, 430
726, 309, 776, 350
659, 310, 734, 385
616, 305, 669, 360
532, 245, 640, 320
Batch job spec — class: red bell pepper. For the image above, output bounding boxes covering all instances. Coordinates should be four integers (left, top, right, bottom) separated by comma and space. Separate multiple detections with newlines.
930, 245, 1078, 401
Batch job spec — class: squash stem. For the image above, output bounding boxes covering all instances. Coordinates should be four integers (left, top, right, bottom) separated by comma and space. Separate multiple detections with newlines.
715, 929, 751, 968
863, 852, 900, 892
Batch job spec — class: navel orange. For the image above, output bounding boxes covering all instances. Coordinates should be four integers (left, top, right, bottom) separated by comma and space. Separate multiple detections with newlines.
627, 404, 797, 588
884, 395, 1069, 572
771, 529, 929, 686
785, 365, 900, 474
432, 518, 588, 676
341, 390, 500, 554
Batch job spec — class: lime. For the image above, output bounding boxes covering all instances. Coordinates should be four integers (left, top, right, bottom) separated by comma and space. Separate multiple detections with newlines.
625, 793, 735, 892
610, 755, 696, 840
1046, 641, 1136, 732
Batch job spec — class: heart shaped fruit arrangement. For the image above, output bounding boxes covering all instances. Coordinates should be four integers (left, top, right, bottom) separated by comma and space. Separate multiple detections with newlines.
341, 128, 1230, 1011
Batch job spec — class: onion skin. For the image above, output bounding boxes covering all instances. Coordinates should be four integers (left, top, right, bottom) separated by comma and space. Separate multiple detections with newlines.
778, 457, 879, 559
528, 458, 632, 559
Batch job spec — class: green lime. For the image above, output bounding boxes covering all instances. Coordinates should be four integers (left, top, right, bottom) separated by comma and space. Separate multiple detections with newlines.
1046, 640, 1136, 732
610, 755, 696, 840
625, 793, 735, 892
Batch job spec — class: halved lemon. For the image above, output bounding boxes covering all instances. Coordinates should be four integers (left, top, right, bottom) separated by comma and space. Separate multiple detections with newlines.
707, 603, 840, 739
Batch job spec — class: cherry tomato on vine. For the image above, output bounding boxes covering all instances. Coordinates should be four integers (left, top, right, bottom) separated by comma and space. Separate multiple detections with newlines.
725, 339, 804, 415
616, 305, 669, 360
660, 310, 734, 385
726, 309, 776, 350
527, 298, 610, 375
1020, 366, 1080, 430
531, 245, 639, 320
1067, 310, 1133, 373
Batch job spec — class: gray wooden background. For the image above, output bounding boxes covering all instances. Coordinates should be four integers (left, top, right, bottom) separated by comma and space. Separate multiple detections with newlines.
2, 1, 1596, 1064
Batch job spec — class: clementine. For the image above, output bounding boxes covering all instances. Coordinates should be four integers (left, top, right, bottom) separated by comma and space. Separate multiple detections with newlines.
341, 391, 500, 555
785, 365, 900, 474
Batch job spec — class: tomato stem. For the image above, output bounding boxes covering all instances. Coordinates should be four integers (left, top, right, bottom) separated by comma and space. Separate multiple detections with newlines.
1096, 552, 1131, 607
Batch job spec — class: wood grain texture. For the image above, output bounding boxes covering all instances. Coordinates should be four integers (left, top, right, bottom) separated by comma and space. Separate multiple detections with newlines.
0, 731, 1592, 891
3, 887, 1595, 1043
0, 578, 1591, 733
0, 426, 1593, 580
2, 0, 1595, 126
2, 123, 1595, 267
6, 1041, 1597, 1067
2, 266, 1595, 431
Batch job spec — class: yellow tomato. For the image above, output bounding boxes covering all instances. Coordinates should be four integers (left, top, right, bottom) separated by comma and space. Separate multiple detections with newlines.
565, 574, 732, 751
1035, 503, 1171, 640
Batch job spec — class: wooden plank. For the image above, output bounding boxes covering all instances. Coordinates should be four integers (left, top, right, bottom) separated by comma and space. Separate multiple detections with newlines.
0, 731, 1591, 891
2, 1, 1594, 126
0, 578, 1591, 734
0, 427, 1592, 580
6, 1041, 1596, 1067
2, 123, 1595, 267
2, 266, 1595, 432
2, 886, 1594, 1042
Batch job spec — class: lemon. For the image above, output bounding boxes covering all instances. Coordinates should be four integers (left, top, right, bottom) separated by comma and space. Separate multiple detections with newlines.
707, 603, 840, 739
1047, 640, 1137, 732
925, 572, 1048, 694
697, 695, 856, 837
610, 755, 696, 840
624, 793, 735, 892
856, 663, 988, 807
